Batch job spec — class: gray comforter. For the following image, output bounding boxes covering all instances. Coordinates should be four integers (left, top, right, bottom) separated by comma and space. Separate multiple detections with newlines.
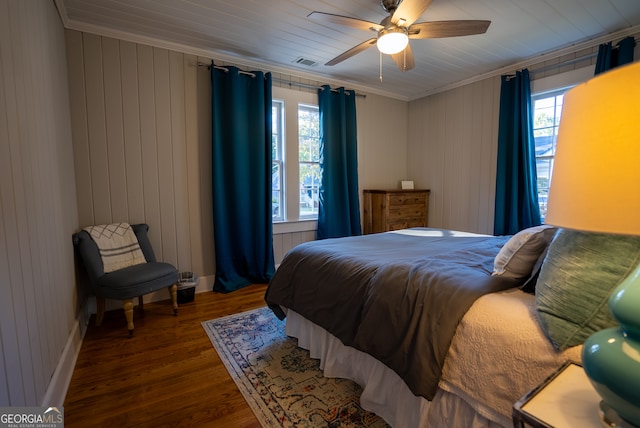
265, 228, 518, 400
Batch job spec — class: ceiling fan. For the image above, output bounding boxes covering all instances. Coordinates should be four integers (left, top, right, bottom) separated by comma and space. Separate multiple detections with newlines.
308, 0, 490, 72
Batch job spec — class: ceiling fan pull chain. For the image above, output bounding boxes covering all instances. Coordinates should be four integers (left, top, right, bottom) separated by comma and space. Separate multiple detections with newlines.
379, 51, 383, 82
404, 48, 408, 72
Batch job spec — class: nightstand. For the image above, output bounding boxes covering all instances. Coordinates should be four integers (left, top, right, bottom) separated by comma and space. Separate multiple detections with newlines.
512, 361, 625, 428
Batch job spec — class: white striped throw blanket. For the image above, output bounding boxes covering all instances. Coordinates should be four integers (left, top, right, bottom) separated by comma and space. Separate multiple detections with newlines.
84, 223, 147, 273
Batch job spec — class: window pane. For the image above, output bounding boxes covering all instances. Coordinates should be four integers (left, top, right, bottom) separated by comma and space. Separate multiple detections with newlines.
299, 105, 320, 162
534, 97, 554, 109
534, 106, 555, 126
300, 163, 320, 217
272, 101, 283, 161
272, 161, 282, 220
534, 128, 554, 138
272, 100, 284, 221
532, 88, 568, 221
299, 104, 320, 218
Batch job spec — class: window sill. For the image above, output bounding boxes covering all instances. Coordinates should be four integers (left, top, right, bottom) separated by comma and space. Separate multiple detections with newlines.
273, 220, 317, 235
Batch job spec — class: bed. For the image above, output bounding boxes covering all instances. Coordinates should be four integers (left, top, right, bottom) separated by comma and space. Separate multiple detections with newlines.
264, 227, 584, 427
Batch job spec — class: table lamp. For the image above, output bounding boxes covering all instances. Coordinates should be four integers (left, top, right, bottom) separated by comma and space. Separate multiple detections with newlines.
544, 61, 640, 426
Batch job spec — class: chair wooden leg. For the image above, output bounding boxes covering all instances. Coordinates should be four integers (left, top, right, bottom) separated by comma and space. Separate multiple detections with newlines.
169, 283, 178, 315
95, 297, 106, 326
138, 295, 144, 311
123, 299, 134, 337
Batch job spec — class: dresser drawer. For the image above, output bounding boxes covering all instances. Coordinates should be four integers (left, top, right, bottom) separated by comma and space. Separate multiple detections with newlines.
388, 206, 426, 220
389, 194, 427, 206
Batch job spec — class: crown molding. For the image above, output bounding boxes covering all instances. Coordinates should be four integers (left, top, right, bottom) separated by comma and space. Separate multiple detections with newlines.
411, 24, 640, 100
53, 0, 640, 102
57, 14, 409, 101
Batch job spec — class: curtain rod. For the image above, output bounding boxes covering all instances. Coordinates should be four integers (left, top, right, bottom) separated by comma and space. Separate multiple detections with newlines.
503, 51, 598, 80
197, 61, 366, 98
505, 34, 638, 79
531, 52, 598, 75
273, 77, 366, 98
197, 62, 257, 77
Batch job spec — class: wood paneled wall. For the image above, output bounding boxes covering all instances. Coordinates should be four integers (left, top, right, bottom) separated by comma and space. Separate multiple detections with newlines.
272, 230, 316, 264
407, 77, 501, 235
0, 0, 78, 405
65, 31, 216, 282
407, 34, 640, 235
65, 31, 410, 279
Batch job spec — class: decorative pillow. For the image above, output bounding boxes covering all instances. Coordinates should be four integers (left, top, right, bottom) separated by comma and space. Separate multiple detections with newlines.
536, 229, 640, 351
492, 225, 557, 280
520, 246, 549, 294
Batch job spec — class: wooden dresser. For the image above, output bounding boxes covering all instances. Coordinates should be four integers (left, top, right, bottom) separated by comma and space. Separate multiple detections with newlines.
363, 189, 430, 234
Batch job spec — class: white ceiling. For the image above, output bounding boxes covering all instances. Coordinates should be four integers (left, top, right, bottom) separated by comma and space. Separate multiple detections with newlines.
55, 0, 640, 100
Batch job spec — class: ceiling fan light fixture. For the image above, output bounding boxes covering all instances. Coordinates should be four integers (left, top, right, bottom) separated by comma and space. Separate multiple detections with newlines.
377, 27, 408, 54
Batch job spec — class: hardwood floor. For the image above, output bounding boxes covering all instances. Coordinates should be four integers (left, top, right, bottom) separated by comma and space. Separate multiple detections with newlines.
63, 284, 268, 428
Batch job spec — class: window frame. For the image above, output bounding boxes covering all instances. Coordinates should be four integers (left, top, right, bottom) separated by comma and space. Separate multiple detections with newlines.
530, 65, 594, 220
271, 86, 320, 230
271, 99, 285, 222
532, 88, 568, 221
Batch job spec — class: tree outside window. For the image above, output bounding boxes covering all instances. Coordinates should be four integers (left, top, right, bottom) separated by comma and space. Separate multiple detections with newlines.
298, 104, 320, 218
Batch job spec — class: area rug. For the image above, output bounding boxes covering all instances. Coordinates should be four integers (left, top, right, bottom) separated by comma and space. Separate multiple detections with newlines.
202, 307, 389, 427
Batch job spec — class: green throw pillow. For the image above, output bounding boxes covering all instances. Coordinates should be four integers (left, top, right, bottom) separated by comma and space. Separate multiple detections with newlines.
536, 229, 640, 351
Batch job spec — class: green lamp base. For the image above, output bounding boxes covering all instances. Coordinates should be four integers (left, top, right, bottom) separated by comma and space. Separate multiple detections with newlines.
582, 328, 640, 427
600, 400, 637, 428
582, 262, 640, 428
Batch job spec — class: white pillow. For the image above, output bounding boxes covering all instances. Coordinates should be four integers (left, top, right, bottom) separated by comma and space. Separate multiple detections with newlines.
493, 225, 557, 279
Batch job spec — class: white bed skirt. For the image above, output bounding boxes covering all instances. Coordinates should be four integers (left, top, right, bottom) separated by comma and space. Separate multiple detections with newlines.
285, 309, 506, 428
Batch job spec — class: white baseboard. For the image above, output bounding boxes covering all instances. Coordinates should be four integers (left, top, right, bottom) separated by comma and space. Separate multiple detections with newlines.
195, 274, 213, 294
41, 317, 87, 406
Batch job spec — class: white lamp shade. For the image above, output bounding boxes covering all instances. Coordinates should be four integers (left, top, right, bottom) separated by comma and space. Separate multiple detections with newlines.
377, 29, 409, 54
545, 61, 640, 236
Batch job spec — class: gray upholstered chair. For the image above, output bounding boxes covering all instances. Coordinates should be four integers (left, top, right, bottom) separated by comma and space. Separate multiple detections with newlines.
72, 223, 178, 337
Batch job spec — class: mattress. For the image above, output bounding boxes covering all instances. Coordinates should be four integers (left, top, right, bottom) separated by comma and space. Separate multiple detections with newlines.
283, 288, 581, 428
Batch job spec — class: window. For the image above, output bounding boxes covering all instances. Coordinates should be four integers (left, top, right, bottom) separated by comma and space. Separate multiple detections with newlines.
272, 100, 284, 222
298, 104, 320, 218
531, 66, 594, 221
271, 88, 320, 224
532, 89, 568, 220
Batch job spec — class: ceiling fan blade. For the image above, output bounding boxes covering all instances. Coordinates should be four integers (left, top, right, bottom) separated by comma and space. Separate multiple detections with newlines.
391, 43, 415, 72
408, 20, 491, 39
391, 0, 433, 27
326, 38, 377, 66
308, 12, 383, 32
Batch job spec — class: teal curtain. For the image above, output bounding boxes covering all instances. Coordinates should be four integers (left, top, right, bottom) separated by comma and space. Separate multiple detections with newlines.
494, 69, 541, 235
211, 65, 275, 292
316, 86, 362, 239
595, 36, 636, 75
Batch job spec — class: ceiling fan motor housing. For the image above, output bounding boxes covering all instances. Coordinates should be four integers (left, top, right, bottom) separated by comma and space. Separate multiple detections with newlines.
381, 0, 403, 14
